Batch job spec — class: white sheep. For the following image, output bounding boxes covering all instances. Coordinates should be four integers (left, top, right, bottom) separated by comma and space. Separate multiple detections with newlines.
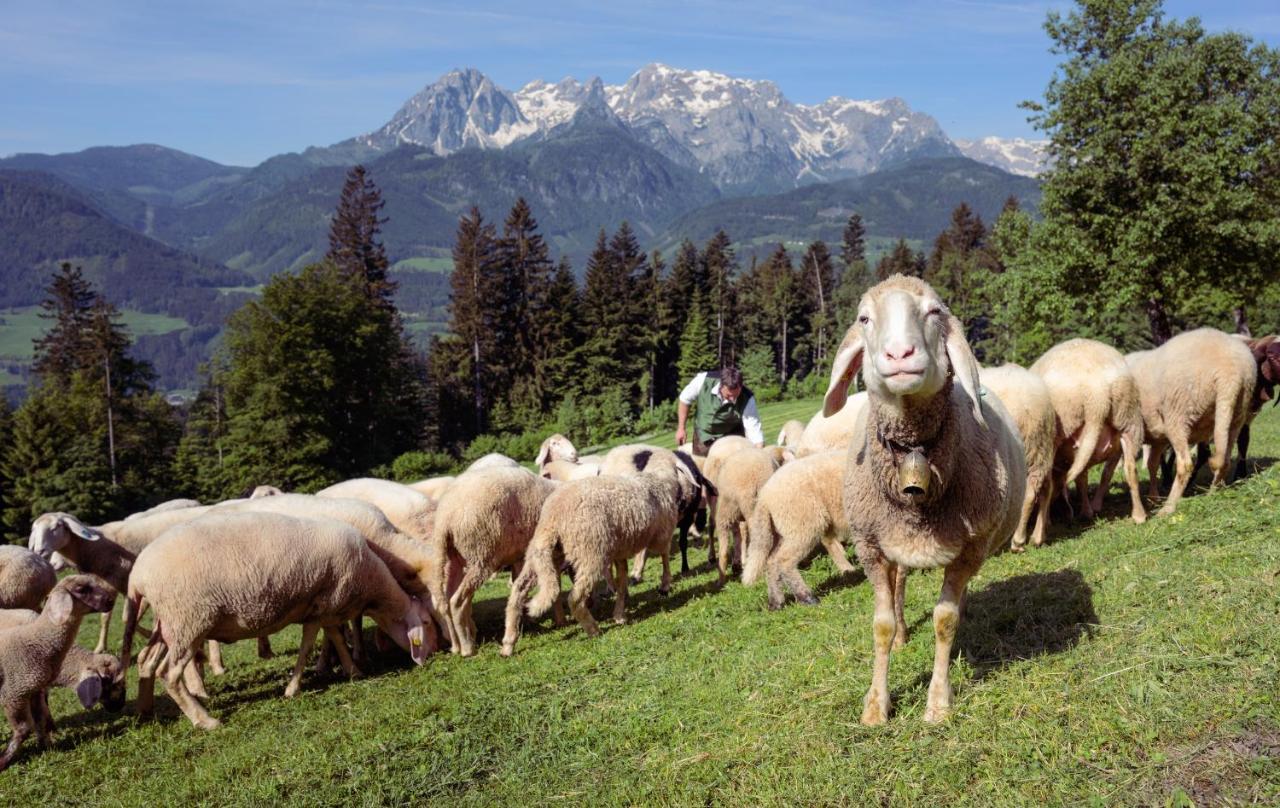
316, 478, 437, 543
826, 275, 1025, 724
249, 485, 284, 498
0, 609, 124, 713
123, 499, 201, 520
979, 364, 1058, 550
499, 456, 704, 656
430, 467, 558, 656
534, 433, 579, 468
777, 419, 806, 448
407, 476, 456, 501
0, 545, 56, 611
1030, 338, 1147, 524
0, 574, 115, 770
122, 511, 432, 729
741, 449, 858, 607
792, 392, 870, 457
711, 445, 791, 586
539, 459, 602, 482
465, 453, 521, 472
695, 435, 754, 564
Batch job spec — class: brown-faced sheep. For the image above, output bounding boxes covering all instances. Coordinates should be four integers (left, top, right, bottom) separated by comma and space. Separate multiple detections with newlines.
826, 275, 1025, 724
0, 609, 124, 713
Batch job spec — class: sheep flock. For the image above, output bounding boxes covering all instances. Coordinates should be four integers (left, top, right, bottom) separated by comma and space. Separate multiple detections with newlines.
1, 274, 1275, 768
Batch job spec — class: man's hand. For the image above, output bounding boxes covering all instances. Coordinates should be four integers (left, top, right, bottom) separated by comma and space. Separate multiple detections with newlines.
675, 426, 686, 445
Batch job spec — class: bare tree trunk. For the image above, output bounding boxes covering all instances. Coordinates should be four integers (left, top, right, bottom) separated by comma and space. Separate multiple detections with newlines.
1233, 306, 1251, 337
1146, 295, 1173, 346
780, 318, 788, 384
472, 336, 483, 435
104, 354, 117, 489
810, 254, 827, 363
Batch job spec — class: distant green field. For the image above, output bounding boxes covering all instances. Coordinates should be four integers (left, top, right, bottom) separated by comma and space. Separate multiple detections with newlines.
393, 256, 454, 273
0, 307, 189, 361
0, 367, 22, 386
216, 285, 264, 295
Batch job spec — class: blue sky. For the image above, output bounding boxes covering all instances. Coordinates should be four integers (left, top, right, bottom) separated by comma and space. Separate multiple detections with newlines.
2, 1, 1277, 166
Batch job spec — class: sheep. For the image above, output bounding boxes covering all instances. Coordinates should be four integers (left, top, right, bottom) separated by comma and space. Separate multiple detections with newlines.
695, 435, 754, 563
539, 459, 602, 482
777, 419, 806, 448
212, 494, 446, 657
316, 478, 437, 543
0, 546, 56, 611
465, 453, 521, 472
741, 449, 859, 607
711, 445, 791, 586
250, 485, 283, 498
407, 476, 456, 501
0, 609, 124, 713
1120, 329, 1256, 515
430, 467, 558, 656
123, 499, 201, 520
121, 511, 432, 729
792, 392, 870, 457
979, 364, 1058, 550
598, 444, 718, 576
0, 574, 115, 770
1030, 338, 1147, 524
825, 275, 1025, 724
499, 456, 705, 656
534, 433, 579, 468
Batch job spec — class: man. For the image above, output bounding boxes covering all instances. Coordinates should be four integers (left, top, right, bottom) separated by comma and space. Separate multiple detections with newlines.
675, 366, 764, 456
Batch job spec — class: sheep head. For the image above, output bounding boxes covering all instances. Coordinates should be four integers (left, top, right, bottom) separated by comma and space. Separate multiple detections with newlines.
535, 433, 579, 467
29, 512, 102, 572
824, 274, 985, 428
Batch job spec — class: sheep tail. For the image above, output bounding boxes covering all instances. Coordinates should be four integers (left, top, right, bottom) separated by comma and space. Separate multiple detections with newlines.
742, 503, 776, 586
525, 525, 562, 619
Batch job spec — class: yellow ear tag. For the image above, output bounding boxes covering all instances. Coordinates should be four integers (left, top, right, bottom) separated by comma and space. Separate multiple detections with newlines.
411, 636, 422, 647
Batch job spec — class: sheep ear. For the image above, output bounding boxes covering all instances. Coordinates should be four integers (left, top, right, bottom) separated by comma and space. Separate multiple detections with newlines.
944, 312, 987, 429
824, 326, 864, 417
47, 588, 75, 625
535, 444, 550, 468
76, 676, 103, 709
63, 516, 100, 541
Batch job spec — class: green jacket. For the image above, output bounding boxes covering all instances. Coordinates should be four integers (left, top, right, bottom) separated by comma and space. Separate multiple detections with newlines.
693, 372, 753, 442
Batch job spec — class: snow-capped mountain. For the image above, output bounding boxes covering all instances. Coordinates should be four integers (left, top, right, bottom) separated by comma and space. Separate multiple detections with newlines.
954, 137, 1049, 177
346, 64, 1034, 192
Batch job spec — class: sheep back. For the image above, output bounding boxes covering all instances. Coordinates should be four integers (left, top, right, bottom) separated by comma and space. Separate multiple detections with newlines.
0, 546, 57, 610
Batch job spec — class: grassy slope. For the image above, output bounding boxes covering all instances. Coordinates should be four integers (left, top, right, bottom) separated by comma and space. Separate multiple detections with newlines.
0, 306, 189, 361
5, 402, 1280, 806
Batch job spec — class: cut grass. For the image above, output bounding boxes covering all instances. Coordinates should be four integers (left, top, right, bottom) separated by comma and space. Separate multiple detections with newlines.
4, 405, 1279, 805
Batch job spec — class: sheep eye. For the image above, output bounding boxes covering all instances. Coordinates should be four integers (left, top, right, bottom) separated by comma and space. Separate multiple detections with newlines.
857, 314, 870, 325
926, 306, 942, 317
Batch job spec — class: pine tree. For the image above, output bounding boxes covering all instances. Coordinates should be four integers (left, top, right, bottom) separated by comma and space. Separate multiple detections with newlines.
756, 245, 801, 384
677, 289, 717, 382
32, 262, 95, 385
327, 165, 394, 304
579, 228, 636, 396
496, 198, 555, 418
634, 250, 670, 411
448, 207, 502, 435
876, 238, 923, 280
172, 363, 231, 501
842, 213, 867, 272
539, 256, 581, 407
701, 230, 738, 365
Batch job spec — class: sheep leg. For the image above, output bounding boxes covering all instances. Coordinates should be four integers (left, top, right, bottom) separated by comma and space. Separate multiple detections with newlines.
164, 645, 220, 730
764, 557, 787, 610
1144, 442, 1163, 499
347, 618, 365, 666
442, 553, 465, 655
568, 572, 602, 639
821, 535, 858, 573
206, 640, 226, 676
1207, 395, 1239, 490
611, 561, 629, 625
1030, 475, 1052, 548
1120, 431, 1148, 524
96, 608, 112, 654
1233, 424, 1251, 481
678, 525, 690, 574
716, 523, 732, 588
284, 623, 322, 698
1090, 454, 1119, 515
500, 568, 537, 657
658, 549, 672, 596
628, 548, 648, 585
322, 626, 362, 680
1010, 469, 1041, 552
779, 558, 818, 606
860, 560, 897, 726
184, 658, 209, 701
257, 636, 274, 660
891, 563, 909, 651
0, 702, 34, 772
31, 690, 52, 748
448, 565, 490, 658
923, 564, 974, 724
135, 628, 168, 717
1159, 432, 1194, 516
1074, 473, 1093, 521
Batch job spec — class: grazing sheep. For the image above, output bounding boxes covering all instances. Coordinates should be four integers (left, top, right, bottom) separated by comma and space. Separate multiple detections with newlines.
696, 435, 754, 563
792, 393, 871, 457
499, 457, 704, 656
123, 499, 201, 521
741, 450, 859, 607
599, 444, 717, 576
122, 512, 432, 729
0, 609, 124, 713
1030, 338, 1147, 524
316, 478, 437, 544
1122, 329, 1256, 515
979, 364, 1058, 550
0, 574, 115, 771
466, 453, 521, 472
777, 420, 806, 448
711, 445, 791, 586
407, 476, 456, 501
826, 275, 1025, 724
534, 433, 579, 468
0, 546, 56, 611
539, 459, 602, 482
431, 468, 558, 656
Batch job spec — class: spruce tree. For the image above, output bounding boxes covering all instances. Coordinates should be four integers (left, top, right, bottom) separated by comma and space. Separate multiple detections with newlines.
496, 198, 555, 418
701, 230, 738, 365
677, 289, 717, 382
539, 257, 581, 407
842, 213, 867, 273
876, 238, 923, 280
32, 262, 95, 385
579, 228, 635, 396
327, 165, 394, 304
448, 207, 502, 435
634, 250, 670, 411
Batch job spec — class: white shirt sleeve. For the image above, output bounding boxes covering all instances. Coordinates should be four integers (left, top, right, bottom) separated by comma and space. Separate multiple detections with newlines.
741, 395, 764, 445
678, 372, 708, 405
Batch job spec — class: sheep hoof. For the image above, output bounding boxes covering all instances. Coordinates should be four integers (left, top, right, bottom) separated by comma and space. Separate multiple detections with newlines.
1133, 510, 1149, 524
613, 617, 627, 626
195, 716, 222, 731
1010, 544, 1025, 554
499, 644, 514, 658
628, 575, 643, 585
731, 563, 742, 576
797, 594, 820, 607
284, 684, 300, 699
209, 665, 227, 676
892, 634, 907, 651
658, 585, 671, 597
923, 704, 950, 724
860, 692, 889, 726
1156, 504, 1174, 517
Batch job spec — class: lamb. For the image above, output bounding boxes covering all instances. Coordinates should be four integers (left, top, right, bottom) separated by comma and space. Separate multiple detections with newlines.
539, 459, 602, 482
407, 476, 456, 501
598, 444, 717, 576
826, 275, 1025, 724
534, 433, 579, 468
1030, 338, 1147, 524
0, 546, 56, 611
777, 419, 806, 448
431, 468, 558, 656
740, 450, 859, 607
0, 574, 115, 770
465, 453, 521, 472
792, 392, 870, 457
979, 364, 1058, 550
0, 609, 124, 713
122, 511, 432, 729
499, 456, 704, 656
1121, 329, 1256, 515
123, 499, 201, 520
711, 445, 791, 586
